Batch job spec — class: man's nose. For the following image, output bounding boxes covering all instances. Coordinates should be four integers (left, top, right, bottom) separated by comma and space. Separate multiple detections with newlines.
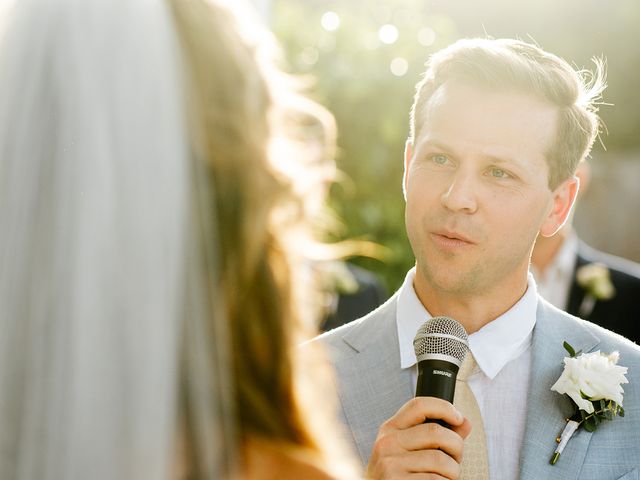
440, 171, 478, 214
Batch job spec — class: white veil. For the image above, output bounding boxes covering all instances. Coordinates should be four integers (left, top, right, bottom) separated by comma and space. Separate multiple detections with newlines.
0, 0, 231, 478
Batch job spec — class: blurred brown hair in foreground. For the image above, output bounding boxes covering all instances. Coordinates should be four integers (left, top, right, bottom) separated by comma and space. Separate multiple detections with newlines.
0, 0, 360, 479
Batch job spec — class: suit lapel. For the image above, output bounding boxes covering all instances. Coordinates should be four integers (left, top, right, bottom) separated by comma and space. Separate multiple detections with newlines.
336, 296, 413, 463
519, 299, 600, 480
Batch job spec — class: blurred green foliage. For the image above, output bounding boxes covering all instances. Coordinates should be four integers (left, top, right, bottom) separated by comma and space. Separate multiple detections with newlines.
272, 0, 640, 292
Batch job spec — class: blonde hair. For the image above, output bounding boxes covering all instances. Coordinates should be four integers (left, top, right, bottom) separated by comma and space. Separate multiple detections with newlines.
169, 0, 355, 477
409, 38, 606, 189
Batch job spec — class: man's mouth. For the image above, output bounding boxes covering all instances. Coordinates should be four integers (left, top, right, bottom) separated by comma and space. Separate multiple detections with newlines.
430, 229, 476, 249
433, 230, 474, 244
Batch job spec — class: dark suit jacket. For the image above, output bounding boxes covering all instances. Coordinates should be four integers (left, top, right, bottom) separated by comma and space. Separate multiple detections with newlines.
567, 241, 640, 343
321, 264, 387, 331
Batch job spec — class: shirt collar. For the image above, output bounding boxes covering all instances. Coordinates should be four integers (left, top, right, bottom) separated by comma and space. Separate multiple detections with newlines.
396, 267, 538, 379
397, 267, 431, 370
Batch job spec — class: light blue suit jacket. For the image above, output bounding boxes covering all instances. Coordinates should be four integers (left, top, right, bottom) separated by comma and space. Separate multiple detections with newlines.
317, 293, 640, 479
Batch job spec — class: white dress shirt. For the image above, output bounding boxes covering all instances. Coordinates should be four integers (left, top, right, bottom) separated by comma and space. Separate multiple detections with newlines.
396, 267, 537, 480
530, 232, 578, 310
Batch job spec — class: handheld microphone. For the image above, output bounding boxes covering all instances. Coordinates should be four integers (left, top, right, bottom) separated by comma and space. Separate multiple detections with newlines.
413, 316, 469, 409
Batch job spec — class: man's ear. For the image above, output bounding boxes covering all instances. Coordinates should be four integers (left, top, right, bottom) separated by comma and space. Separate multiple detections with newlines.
402, 140, 413, 200
539, 175, 580, 237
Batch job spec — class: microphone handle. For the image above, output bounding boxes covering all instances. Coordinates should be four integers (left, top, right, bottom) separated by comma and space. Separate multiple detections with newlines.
415, 359, 460, 427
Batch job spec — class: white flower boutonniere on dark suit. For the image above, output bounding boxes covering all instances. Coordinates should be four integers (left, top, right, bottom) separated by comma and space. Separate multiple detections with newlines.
549, 341, 628, 465
576, 262, 616, 317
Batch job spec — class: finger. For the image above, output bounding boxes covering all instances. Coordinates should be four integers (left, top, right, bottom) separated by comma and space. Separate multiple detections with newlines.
396, 421, 465, 463
367, 449, 460, 480
402, 449, 461, 479
383, 397, 464, 431
407, 475, 449, 480
451, 416, 472, 440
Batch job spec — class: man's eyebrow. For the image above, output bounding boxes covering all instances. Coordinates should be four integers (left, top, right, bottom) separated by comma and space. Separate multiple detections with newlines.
481, 153, 530, 170
415, 138, 455, 153
483, 154, 519, 165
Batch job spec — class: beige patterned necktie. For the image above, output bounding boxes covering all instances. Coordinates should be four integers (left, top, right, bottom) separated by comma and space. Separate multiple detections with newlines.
454, 354, 490, 479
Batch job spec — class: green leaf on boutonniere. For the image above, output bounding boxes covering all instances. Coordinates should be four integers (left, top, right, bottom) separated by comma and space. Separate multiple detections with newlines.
562, 341, 582, 358
563, 341, 576, 357
583, 415, 597, 432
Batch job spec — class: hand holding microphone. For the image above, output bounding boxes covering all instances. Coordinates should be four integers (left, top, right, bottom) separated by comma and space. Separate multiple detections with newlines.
366, 317, 472, 480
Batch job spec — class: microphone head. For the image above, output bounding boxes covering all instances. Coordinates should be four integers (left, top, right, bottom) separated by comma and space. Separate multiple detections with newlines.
413, 316, 469, 367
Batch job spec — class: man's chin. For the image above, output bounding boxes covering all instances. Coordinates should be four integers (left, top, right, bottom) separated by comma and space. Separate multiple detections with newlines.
417, 267, 479, 296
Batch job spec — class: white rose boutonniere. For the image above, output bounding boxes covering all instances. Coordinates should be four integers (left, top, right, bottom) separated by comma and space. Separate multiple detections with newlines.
549, 341, 628, 465
576, 263, 616, 317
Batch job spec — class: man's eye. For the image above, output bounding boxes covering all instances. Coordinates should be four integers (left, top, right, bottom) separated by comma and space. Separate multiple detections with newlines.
431, 154, 449, 165
490, 168, 509, 178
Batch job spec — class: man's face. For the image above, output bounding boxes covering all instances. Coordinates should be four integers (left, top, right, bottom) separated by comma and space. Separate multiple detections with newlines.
404, 80, 576, 298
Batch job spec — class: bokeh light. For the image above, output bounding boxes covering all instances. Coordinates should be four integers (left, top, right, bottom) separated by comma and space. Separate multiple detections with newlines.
321, 11, 340, 31
418, 27, 436, 47
299, 46, 319, 66
390, 57, 409, 76
378, 24, 399, 44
